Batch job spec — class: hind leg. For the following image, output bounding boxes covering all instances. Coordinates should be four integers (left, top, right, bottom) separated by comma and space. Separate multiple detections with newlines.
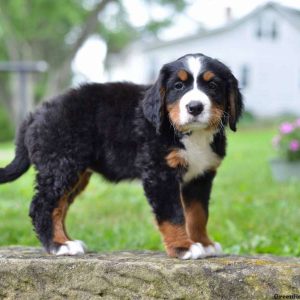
51, 171, 92, 255
29, 168, 91, 255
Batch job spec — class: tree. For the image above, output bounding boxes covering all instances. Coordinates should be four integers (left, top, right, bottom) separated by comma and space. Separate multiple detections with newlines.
0, 0, 188, 126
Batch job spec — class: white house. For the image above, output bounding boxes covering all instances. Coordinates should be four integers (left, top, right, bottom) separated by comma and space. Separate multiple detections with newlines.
107, 2, 300, 117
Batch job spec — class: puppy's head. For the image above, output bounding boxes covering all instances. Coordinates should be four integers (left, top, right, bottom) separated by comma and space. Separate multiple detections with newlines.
143, 53, 243, 133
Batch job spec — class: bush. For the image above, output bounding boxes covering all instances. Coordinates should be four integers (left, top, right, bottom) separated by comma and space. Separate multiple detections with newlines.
240, 110, 256, 125
272, 119, 300, 161
0, 105, 14, 142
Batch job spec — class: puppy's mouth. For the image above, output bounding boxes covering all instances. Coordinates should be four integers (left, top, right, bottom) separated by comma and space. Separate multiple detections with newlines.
188, 116, 206, 123
186, 113, 211, 124
178, 118, 209, 132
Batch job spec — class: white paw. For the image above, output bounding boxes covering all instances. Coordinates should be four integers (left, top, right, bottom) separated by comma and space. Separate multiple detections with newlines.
52, 240, 86, 256
179, 242, 222, 260
204, 242, 223, 256
180, 243, 206, 260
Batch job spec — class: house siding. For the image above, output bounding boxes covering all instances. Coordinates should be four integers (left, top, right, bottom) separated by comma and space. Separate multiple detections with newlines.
108, 5, 300, 117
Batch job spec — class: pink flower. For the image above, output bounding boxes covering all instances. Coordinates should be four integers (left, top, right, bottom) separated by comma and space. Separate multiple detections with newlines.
295, 119, 300, 128
289, 140, 300, 152
280, 122, 294, 134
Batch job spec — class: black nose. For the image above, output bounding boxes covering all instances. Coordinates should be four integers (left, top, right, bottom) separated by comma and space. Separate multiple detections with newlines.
186, 101, 204, 116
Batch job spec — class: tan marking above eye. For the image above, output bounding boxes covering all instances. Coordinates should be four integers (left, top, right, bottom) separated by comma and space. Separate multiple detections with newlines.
177, 70, 188, 81
203, 71, 215, 81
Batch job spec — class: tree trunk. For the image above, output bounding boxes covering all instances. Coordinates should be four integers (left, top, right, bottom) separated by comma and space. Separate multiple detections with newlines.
10, 72, 34, 128
45, 62, 72, 99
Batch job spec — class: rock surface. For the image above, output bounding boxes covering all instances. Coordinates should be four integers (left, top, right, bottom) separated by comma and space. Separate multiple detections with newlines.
0, 247, 300, 299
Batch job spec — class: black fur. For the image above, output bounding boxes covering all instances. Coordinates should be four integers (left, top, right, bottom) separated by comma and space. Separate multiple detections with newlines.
182, 171, 216, 214
0, 53, 243, 254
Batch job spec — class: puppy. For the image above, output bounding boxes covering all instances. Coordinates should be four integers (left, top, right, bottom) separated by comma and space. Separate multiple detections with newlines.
0, 53, 243, 259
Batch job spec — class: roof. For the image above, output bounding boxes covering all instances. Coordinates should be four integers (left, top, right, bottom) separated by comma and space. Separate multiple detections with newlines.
274, 2, 300, 28
139, 2, 300, 52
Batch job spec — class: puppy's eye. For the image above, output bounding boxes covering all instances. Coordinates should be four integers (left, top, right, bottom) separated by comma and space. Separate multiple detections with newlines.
174, 82, 184, 90
208, 82, 218, 90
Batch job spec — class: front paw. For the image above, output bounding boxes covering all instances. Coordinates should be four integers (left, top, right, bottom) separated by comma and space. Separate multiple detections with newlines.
202, 242, 222, 256
165, 242, 205, 259
175, 242, 222, 260
50, 240, 87, 256
180, 243, 206, 259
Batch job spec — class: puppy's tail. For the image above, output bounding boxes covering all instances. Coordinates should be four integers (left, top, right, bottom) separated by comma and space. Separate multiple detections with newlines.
0, 117, 31, 184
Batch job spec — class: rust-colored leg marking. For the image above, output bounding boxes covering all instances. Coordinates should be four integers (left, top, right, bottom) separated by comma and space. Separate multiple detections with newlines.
52, 171, 92, 244
158, 222, 193, 257
52, 194, 70, 244
68, 171, 92, 204
183, 201, 214, 246
165, 149, 187, 169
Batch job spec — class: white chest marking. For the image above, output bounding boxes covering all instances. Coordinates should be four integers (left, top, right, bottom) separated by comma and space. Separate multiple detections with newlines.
182, 131, 221, 182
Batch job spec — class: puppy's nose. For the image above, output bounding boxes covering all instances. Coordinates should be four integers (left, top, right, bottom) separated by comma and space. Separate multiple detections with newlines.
186, 101, 204, 116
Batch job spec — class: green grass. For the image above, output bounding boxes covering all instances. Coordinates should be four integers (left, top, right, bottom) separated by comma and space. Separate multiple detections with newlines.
0, 127, 299, 256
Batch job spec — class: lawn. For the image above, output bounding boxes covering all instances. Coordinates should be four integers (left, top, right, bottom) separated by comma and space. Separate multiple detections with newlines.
0, 126, 299, 256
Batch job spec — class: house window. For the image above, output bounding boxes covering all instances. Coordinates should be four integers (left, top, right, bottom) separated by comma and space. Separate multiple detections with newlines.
256, 19, 262, 38
271, 21, 278, 40
240, 65, 250, 88
255, 18, 279, 40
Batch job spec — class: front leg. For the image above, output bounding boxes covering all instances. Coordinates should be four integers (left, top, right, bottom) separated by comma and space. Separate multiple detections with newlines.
142, 168, 206, 259
182, 170, 222, 255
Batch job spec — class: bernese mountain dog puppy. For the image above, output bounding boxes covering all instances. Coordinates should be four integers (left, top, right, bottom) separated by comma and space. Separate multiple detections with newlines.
0, 53, 243, 259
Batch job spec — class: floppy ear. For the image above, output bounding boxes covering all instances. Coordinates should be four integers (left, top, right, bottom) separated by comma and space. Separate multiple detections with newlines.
143, 67, 167, 133
227, 75, 243, 132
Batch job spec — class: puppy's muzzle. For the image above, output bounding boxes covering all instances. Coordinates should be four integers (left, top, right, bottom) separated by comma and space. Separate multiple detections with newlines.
186, 101, 204, 116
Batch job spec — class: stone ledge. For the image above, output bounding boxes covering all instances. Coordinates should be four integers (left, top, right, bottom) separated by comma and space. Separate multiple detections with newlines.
0, 247, 300, 299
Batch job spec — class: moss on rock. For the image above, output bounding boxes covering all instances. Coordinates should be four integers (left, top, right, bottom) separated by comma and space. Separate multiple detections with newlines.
0, 247, 299, 299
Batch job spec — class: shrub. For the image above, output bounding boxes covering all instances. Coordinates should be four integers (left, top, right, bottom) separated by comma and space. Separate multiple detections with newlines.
0, 105, 14, 142
272, 119, 300, 161
240, 110, 256, 124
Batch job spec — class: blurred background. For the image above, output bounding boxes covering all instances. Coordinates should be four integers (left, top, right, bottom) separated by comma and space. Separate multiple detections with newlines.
0, 0, 299, 256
